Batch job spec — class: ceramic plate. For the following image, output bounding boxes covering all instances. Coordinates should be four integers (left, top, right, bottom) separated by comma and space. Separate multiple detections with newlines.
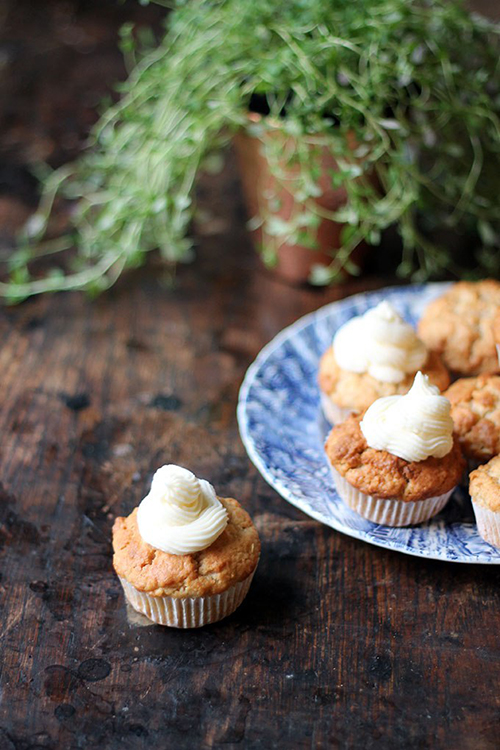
238, 283, 500, 564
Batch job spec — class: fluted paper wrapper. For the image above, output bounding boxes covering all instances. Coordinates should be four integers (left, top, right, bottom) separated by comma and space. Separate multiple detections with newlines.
320, 393, 354, 425
119, 570, 256, 628
471, 503, 500, 548
331, 467, 453, 527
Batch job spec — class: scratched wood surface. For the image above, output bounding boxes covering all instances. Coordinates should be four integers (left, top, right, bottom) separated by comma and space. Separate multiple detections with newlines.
1, 2, 500, 749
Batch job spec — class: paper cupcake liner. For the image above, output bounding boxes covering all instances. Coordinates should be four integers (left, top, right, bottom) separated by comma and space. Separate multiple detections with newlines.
331, 467, 453, 527
320, 393, 354, 425
471, 503, 500, 548
119, 569, 256, 628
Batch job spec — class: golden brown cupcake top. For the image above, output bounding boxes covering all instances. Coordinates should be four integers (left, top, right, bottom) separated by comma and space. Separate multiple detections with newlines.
325, 414, 464, 502
445, 375, 500, 461
318, 347, 449, 412
493, 308, 500, 348
112, 497, 260, 597
469, 456, 500, 512
417, 280, 500, 376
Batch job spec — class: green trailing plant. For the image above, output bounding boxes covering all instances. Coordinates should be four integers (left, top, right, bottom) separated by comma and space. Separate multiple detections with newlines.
1, 0, 500, 301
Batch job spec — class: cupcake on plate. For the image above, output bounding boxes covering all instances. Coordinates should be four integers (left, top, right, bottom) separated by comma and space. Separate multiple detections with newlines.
112, 464, 260, 628
318, 300, 450, 424
469, 457, 500, 548
325, 372, 464, 526
445, 375, 500, 468
418, 280, 500, 376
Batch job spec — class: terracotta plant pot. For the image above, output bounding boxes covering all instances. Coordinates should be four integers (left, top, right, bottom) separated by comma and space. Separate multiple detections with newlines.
233, 113, 368, 285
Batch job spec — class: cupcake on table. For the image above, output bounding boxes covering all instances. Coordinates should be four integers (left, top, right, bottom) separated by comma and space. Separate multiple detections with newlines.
318, 300, 450, 424
112, 464, 260, 628
325, 372, 464, 526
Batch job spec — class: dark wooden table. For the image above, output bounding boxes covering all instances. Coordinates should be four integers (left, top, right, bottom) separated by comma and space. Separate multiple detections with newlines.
1, 3, 500, 749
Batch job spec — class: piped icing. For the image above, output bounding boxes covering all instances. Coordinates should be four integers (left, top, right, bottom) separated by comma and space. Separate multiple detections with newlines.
137, 465, 228, 555
360, 371, 454, 462
333, 300, 427, 383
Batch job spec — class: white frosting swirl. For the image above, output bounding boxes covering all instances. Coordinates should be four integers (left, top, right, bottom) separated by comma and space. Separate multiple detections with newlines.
333, 300, 427, 383
360, 372, 454, 462
137, 465, 228, 555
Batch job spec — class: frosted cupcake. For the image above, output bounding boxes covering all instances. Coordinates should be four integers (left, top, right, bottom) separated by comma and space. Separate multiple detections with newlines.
318, 301, 450, 424
112, 465, 260, 627
325, 373, 464, 526
469, 457, 500, 548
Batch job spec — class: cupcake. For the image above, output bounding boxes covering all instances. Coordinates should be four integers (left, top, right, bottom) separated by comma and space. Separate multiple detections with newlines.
418, 280, 500, 376
318, 300, 450, 423
325, 372, 464, 526
469, 457, 500, 548
445, 375, 500, 467
493, 308, 500, 368
112, 465, 260, 627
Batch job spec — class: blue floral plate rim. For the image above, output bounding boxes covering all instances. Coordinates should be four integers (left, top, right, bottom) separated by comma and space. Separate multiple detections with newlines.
238, 282, 500, 564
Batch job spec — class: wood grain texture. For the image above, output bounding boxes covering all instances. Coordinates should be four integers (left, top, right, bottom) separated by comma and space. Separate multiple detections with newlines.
1, 158, 499, 750
0, 2, 499, 748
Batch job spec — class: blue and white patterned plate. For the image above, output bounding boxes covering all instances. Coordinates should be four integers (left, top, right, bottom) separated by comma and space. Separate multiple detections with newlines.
238, 283, 500, 564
